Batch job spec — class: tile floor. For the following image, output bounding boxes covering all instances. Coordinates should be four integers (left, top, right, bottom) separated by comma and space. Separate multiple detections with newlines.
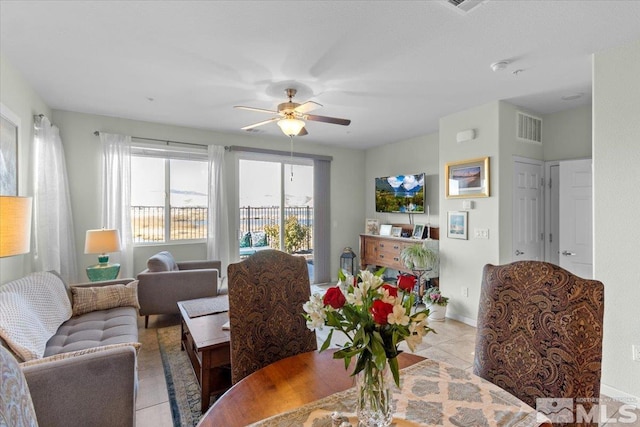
134, 311, 639, 427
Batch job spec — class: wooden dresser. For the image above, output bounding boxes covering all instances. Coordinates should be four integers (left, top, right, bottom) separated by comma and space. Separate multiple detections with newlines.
359, 226, 439, 274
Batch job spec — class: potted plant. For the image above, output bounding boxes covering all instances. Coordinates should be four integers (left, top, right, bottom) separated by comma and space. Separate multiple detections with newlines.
423, 287, 449, 321
400, 241, 438, 270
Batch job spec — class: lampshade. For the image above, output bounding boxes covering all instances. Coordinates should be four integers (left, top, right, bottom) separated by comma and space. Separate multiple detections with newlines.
277, 118, 305, 137
84, 229, 122, 254
0, 196, 33, 258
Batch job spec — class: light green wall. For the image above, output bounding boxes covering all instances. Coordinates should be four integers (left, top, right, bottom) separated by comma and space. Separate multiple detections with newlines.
51, 110, 366, 281
364, 133, 440, 226
0, 54, 51, 283
593, 39, 640, 401
542, 104, 592, 161
438, 101, 501, 325
497, 102, 544, 263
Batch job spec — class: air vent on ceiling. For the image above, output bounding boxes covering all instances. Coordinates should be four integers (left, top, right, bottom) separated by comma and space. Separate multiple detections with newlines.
516, 112, 542, 144
444, 0, 488, 14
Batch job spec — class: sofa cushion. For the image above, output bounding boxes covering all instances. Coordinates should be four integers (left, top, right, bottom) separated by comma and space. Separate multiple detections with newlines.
0, 272, 73, 361
22, 341, 141, 367
147, 251, 179, 272
71, 281, 140, 317
44, 306, 139, 357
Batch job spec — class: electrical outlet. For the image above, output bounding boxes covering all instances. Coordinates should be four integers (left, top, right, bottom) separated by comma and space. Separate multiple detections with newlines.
474, 228, 489, 239
633, 345, 640, 362
461, 287, 469, 297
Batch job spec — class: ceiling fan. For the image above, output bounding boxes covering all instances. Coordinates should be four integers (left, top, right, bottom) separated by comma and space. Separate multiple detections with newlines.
235, 88, 351, 137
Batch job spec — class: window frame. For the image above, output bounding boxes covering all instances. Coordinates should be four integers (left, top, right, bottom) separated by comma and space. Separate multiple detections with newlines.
131, 142, 208, 245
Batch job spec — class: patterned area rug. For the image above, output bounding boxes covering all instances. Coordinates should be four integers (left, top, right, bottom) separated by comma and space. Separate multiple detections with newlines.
157, 325, 202, 427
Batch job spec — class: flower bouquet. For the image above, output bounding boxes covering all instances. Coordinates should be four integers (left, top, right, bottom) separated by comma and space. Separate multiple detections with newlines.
423, 287, 449, 306
303, 268, 435, 426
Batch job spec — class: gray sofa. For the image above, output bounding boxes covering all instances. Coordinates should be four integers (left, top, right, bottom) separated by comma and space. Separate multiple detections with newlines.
137, 251, 222, 327
0, 272, 139, 427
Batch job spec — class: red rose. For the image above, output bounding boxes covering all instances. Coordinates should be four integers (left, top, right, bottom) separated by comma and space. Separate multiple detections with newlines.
370, 300, 394, 325
397, 275, 416, 292
323, 286, 346, 309
381, 284, 398, 298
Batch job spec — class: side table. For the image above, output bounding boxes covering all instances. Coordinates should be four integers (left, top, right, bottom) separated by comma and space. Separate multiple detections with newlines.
177, 300, 231, 413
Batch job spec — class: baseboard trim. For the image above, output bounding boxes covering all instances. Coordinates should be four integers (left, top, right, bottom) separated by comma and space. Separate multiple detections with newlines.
600, 384, 639, 408
445, 312, 477, 328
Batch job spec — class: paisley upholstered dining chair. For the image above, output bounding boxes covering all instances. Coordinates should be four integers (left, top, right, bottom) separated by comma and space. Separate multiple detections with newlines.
0, 345, 39, 427
474, 261, 604, 422
227, 249, 317, 384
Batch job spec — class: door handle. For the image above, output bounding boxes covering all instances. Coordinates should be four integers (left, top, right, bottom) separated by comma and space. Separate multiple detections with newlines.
515, 250, 525, 256
562, 251, 576, 256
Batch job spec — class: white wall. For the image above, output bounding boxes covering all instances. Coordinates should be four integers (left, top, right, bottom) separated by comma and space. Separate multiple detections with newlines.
0, 54, 51, 284
593, 39, 640, 401
542, 104, 592, 161
51, 110, 365, 282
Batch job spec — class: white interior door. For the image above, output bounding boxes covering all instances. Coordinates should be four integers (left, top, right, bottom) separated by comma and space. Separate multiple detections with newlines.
513, 158, 544, 261
545, 162, 560, 265
559, 159, 593, 278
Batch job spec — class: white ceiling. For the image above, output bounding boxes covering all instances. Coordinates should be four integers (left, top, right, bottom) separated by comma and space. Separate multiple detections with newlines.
2, 1, 640, 149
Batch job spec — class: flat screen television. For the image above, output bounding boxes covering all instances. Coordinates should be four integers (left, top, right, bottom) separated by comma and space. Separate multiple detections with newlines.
375, 173, 425, 213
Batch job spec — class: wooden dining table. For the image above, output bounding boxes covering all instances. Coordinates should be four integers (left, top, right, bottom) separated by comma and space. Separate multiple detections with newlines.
198, 349, 551, 427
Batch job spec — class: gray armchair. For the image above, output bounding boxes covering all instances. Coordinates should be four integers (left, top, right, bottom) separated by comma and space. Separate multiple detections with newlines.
137, 251, 222, 328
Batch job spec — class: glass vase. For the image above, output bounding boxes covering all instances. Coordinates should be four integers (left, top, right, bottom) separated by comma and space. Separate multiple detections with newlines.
355, 360, 393, 427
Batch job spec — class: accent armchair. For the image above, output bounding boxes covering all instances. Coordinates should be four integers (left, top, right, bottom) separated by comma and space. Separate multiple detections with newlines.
474, 261, 604, 421
137, 251, 222, 328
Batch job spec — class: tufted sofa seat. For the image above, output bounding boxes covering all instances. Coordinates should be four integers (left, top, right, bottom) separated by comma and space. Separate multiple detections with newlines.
44, 306, 138, 357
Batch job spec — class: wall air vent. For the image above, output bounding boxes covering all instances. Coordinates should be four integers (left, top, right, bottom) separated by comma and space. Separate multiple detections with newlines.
444, 0, 488, 14
516, 112, 542, 144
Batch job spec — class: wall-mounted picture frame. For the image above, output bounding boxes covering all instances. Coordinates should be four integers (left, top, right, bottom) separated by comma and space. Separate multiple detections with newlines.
0, 103, 20, 196
391, 226, 402, 237
412, 224, 425, 239
445, 156, 490, 199
379, 224, 392, 236
365, 218, 380, 235
447, 211, 468, 240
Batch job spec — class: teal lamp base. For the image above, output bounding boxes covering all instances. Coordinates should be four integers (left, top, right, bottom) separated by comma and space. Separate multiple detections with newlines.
86, 263, 121, 282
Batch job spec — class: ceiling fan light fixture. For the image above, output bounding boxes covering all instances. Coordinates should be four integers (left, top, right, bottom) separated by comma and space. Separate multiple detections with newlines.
277, 118, 305, 136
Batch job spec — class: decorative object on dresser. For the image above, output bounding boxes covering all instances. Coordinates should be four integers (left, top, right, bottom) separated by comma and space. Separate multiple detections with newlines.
365, 218, 380, 235
379, 224, 392, 236
84, 228, 122, 281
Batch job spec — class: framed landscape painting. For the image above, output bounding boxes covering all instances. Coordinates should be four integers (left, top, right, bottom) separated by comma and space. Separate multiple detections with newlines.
0, 103, 19, 196
447, 211, 468, 240
445, 156, 490, 199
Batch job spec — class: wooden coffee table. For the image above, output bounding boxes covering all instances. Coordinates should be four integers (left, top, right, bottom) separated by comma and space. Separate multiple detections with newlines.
177, 300, 231, 413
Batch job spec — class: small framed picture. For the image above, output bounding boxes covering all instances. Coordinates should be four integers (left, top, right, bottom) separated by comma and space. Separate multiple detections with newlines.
365, 218, 380, 235
391, 226, 402, 237
379, 224, 392, 236
447, 211, 468, 239
412, 224, 425, 239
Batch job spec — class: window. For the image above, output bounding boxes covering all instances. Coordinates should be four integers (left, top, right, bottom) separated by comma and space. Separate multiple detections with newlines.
131, 143, 208, 243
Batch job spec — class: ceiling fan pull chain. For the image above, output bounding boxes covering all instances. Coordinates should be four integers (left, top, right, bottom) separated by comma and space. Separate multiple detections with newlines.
290, 135, 294, 181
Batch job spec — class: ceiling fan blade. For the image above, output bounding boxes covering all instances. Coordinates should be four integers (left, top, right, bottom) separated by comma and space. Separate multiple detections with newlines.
241, 117, 278, 130
234, 105, 279, 114
294, 101, 322, 114
304, 114, 351, 126
297, 127, 308, 136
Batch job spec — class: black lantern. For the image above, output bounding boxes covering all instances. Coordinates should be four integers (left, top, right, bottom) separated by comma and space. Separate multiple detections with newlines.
340, 247, 357, 276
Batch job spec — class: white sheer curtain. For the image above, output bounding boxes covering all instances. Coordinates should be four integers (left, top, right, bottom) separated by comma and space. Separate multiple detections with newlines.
32, 115, 79, 283
99, 132, 133, 278
207, 145, 229, 275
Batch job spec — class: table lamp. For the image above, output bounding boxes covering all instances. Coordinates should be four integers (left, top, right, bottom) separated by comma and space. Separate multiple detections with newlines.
0, 196, 32, 258
84, 228, 122, 281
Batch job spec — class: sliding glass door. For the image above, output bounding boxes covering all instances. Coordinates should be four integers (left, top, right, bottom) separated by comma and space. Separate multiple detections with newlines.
238, 155, 314, 282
